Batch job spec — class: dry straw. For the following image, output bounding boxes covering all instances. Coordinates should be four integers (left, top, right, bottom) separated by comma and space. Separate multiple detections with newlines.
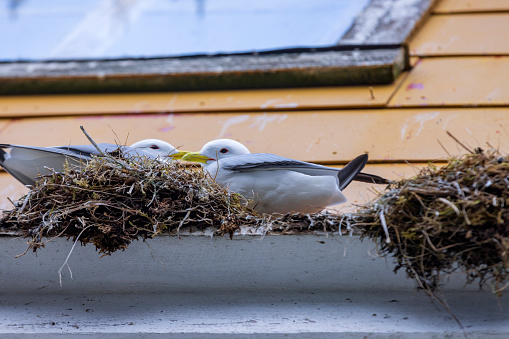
0, 151, 253, 256
1, 145, 508, 295
355, 148, 509, 294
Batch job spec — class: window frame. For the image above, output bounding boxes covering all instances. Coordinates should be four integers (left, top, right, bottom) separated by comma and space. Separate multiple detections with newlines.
0, 0, 436, 95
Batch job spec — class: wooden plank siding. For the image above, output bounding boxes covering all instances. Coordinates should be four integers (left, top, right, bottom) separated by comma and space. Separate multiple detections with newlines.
434, 0, 509, 13
1, 0, 509, 213
389, 57, 509, 107
0, 74, 408, 117
0, 109, 506, 163
409, 14, 509, 56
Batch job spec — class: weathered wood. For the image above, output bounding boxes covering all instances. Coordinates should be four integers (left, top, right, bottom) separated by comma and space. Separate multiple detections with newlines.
0, 49, 405, 95
409, 14, 509, 56
0, 108, 506, 163
340, 0, 438, 45
0, 73, 408, 117
434, 0, 509, 13
390, 57, 509, 107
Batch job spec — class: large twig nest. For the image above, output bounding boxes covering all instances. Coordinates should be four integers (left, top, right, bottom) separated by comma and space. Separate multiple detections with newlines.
0, 153, 254, 255
356, 148, 509, 294
1, 146, 508, 296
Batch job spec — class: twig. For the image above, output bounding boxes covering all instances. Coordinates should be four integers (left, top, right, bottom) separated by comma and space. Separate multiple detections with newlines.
379, 209, 391, 244
446, 131, 473, 153
80, 125, 126, 168
437, 139, 451, 157
58, 219, 92, 287
80, 126, 107, 157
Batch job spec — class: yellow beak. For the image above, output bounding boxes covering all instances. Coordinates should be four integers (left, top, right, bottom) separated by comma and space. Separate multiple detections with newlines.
167, 150, 190, 160
181, 152, 213, 164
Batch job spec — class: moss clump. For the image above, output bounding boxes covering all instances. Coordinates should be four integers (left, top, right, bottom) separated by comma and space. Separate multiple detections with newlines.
356, 148, 509, 294
0, 153, 255, 256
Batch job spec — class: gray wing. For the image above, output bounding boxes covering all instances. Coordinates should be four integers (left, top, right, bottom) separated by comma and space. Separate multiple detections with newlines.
1, 143, 154, 159
51, 143, 142, 158
0, 143, 96, 161
220, 153, 370, 190
222, 153, 340, 175
0, 143, 154, 186
221, 153, 385, 188
0, 144, 93, 186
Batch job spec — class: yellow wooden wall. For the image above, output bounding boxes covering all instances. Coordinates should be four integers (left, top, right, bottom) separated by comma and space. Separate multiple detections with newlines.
1, 0, 508, 211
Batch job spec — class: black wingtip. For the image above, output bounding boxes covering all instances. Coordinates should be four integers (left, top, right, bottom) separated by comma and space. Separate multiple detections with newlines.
337, 154, 369, 190
0, 146, 8, 163
0, 144, 11, 165
355, 172, 390, 185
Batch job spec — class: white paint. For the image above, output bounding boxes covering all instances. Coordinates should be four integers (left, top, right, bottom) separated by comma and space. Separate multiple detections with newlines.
260, 98, 283, 109
306, 142, 315, 153
249, 113, 287, 131
132, 100, 149, 111
217, 114, 250, 137
165, 94, 178, 111
273, 103, 299, 108
439, 113, 458, 131
486, 89, 501, 102
400, 111, 440, 140
166, 113, 174, 124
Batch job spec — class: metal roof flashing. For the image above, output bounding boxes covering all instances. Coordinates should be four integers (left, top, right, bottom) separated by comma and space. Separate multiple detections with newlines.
0, 232, 491, 293
1, 232, 508, 337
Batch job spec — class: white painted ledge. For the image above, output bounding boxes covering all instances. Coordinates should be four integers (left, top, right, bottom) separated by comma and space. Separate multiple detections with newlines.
1, 234, 508, 337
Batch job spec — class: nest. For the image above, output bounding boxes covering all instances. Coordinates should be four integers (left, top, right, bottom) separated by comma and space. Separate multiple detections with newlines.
355, 148, 509, 294
1, 143, 508, 295
0, 152, 254, 256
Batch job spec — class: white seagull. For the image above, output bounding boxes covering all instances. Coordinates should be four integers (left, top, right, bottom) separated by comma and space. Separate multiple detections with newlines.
0, 139, 188, 187
182, 139, 388, 214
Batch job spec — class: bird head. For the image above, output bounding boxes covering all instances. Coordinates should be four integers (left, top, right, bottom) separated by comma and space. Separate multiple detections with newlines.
182, 139, 250, 166
129, 139, 188, 160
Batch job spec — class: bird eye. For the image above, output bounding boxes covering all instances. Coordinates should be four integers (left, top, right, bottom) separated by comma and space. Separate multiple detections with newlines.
219, 148, 229, 154
150, 145, 159, 150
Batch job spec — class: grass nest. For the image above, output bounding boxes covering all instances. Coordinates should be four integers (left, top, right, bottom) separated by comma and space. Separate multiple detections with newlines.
355, 148, 509, 294
0, 151, 255, 256
1, 142, 508, 296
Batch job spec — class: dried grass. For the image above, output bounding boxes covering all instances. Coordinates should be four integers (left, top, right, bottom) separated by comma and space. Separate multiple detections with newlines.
355, 148, 509, 294
0, 151, 254, 256
1, 145, 508, 296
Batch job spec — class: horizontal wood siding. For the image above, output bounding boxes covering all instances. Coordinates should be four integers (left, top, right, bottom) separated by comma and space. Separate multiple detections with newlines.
390, 57, 509, 106
0, 0, 508, 213
0, 74, 407, 117
434, 0, 509, 13
409, 14, 509, 55
0, 109, 505, 163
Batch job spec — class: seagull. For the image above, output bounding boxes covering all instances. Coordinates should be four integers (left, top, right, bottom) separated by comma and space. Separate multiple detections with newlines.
182, 139, 388, 214
0, 139, 188, 187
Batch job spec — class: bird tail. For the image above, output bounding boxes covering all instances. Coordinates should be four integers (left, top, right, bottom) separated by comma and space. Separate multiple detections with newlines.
337, 154, 369, 190
355, 172, 390, 185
